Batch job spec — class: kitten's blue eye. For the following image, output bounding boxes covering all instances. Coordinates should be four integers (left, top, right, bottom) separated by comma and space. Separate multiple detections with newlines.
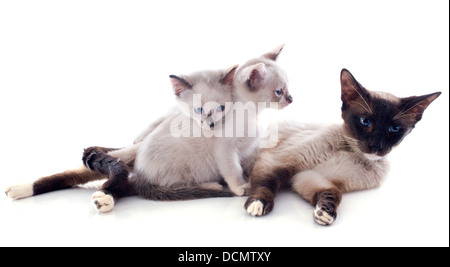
389, 125, 401, 133
275, 89, 283, 96
360, 117, 371, 127
194, 107, 204, 114
216, 105, 225, 112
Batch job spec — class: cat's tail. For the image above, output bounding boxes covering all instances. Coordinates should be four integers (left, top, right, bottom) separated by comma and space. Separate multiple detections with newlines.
133, 179, 235, 201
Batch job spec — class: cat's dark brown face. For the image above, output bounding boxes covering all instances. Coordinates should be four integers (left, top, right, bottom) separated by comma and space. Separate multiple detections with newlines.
340, 69, 440, 159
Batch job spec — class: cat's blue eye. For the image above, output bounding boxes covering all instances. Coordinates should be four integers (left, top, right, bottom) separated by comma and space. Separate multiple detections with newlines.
216, 105, 225, 112
194, 107, 204, 114
360, 117, 371, 127
389, 125, 401, 133
275, 89, 283, 96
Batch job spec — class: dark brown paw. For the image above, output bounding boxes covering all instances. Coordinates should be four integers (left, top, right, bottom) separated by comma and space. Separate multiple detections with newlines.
82, 147, 101, 171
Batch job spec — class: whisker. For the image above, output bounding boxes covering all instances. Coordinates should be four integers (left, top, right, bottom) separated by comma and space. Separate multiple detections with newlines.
394, 105, 409, 120
394, 112, 422, 120
352, 101, 371, 114
393, 102, 423, 120
350, 84, 372, 114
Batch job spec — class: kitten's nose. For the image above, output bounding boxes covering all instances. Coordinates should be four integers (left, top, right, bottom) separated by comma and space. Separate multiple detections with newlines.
286, 95, 293, 103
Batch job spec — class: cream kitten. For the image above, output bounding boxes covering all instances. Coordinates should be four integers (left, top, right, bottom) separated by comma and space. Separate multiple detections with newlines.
6, 46, 293, 214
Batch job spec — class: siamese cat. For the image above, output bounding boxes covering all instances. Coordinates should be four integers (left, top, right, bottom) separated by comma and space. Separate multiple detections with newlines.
244, 68, 441, 225
6, 45, 293, 213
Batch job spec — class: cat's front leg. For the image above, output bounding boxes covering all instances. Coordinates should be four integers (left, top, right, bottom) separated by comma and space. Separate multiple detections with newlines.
312, 189, 341, 226
291, 170, 342, 226
215, 146, 248, 196
244, 165, 281, 216
83, 146, 136, 212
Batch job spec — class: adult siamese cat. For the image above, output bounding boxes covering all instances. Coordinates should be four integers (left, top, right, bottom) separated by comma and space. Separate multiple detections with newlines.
6, 45, 293, 213
245, 69, 441, 225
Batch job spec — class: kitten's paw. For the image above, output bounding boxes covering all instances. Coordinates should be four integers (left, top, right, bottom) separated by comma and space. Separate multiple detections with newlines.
230, 183, 249, 196
244, 198, 273, 216
313, 205, 336, 226
4, 182, 34, 200
92, 191, 114, 213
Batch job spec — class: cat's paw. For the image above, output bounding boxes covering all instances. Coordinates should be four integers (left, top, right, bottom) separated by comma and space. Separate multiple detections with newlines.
246, 199, 265, 216
92, 191, 114, 213
244, 198, 273, 216
313, 205, 336, 226
82, 147, 100, 171
4, 182, 34, 200
230, 183, 249, 196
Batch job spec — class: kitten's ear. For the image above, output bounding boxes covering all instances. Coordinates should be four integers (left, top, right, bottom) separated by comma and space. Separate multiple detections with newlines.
220, 65, 239, 86
244, 63, 267, 90
169, 75, 192, 97
340, 68, 370, 109
397, 92, 441, 123
263, 44, 285, 61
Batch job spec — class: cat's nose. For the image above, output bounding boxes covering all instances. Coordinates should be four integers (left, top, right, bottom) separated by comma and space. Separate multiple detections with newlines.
286, 95, 293, 103
369, 141, 384, 153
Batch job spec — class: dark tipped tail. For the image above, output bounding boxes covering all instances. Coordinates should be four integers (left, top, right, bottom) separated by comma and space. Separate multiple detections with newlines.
134, 182, 235, 201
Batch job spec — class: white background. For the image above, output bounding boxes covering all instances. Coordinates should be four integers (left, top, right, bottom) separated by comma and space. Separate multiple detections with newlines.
0, 0, 448, 247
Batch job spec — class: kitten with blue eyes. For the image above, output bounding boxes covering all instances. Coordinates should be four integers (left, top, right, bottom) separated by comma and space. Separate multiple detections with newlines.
4, 66, 240, 207
6, 45, 293, 213
244, 68, 441, 225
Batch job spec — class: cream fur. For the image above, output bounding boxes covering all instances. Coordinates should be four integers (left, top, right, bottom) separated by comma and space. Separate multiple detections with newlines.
110, 46, 291, 197
4, 182, 34, 200
92, 191, 115, 213
262, 121, 390, 199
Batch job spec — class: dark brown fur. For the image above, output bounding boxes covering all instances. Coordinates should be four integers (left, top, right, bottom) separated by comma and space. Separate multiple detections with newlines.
33, 168, 104, 196
82, 147, 136, 199
31, 147, 121, 196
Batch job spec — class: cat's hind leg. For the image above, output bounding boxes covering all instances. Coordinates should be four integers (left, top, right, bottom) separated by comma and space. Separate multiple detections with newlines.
5, 145, 137, 201
83, 146, 136, 212
291, 170, 342, 226
5, 164, 107, 200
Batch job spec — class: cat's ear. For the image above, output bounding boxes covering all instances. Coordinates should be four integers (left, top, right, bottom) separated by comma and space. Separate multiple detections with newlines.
263, 44, 285, 61
220, 65, 239, 86
243, 63, 267, 90
340, 69, 371, 112
397, 92, 441, 123
169, 75, 192, 97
